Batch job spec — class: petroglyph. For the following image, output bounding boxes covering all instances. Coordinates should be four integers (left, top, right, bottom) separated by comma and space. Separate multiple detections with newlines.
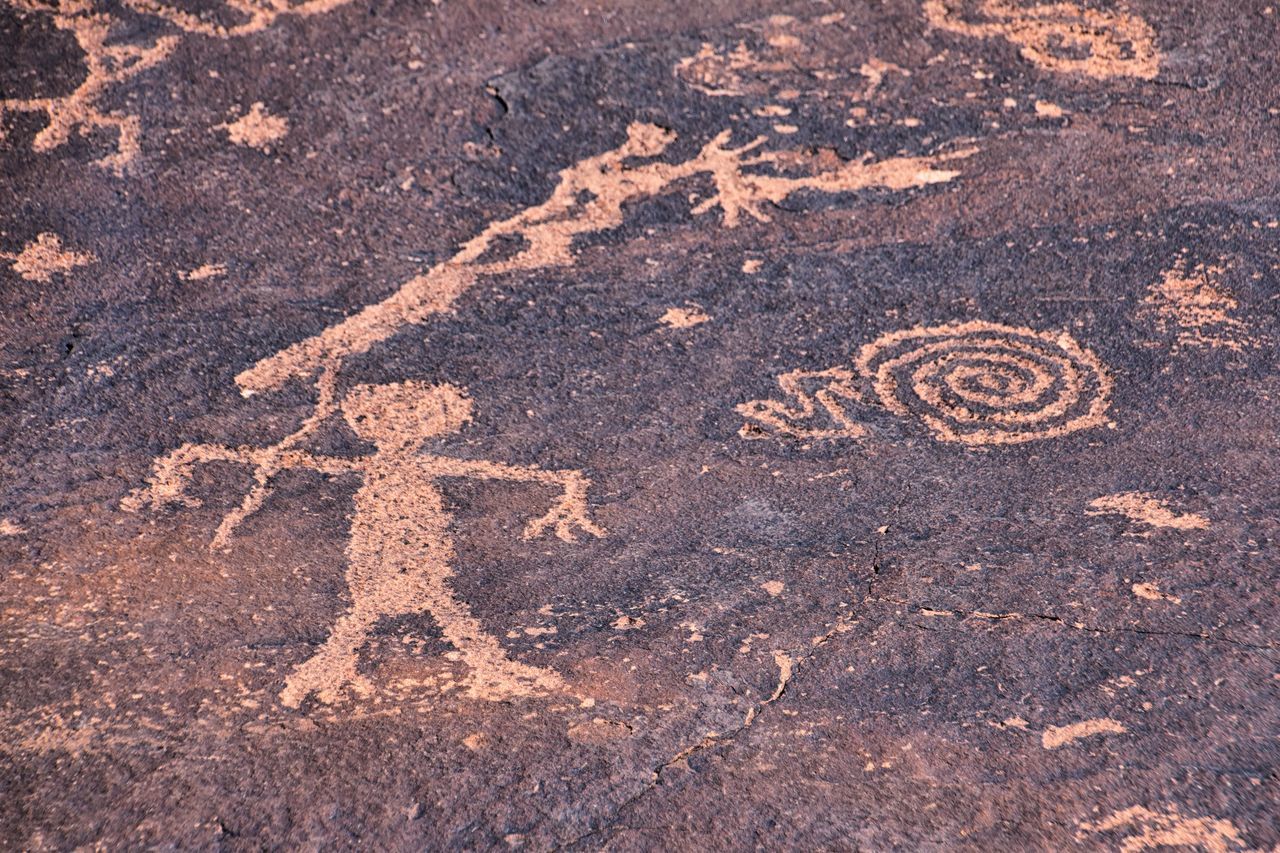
738, 368, 865, 440
125, 380, 605, 707
740, 321, 1111, 446
857, 321, 1112, 446
235, 123, 973, 395
1132, 581, 1180, 604
659, 305, 710, 329
1, 232, 94, 281
218, 102, 288, 150
1143, 257, 1254, 353
1041, 717, 1126, 748
675, 13, 913, 103
0, 0, 349, 171
1079, 805, 1261, 852
923, 0, 1160, 79
122, 0, 351, 38
1088, 492, 1209, 532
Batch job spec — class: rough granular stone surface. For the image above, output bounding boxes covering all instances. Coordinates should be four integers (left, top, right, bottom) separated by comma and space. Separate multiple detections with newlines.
2, 0, 1278, 848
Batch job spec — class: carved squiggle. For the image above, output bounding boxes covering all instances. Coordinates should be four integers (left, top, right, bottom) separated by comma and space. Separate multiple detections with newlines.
737, 368, 865, 440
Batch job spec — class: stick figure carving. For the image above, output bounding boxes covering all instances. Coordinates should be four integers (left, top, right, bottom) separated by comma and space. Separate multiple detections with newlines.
126, 380, 605, 707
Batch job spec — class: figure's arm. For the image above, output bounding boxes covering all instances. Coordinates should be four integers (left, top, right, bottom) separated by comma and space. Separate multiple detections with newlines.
123, 444, 358, 512
422, 456, 606, 543
121, 442, 260, 512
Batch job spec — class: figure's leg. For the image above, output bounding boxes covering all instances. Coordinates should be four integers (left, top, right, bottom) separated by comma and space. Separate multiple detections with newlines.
279, 610, 377, 708
419, 577, 565, 700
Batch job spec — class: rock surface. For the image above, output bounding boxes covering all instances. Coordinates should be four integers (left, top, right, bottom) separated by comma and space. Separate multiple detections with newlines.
2, 0, 1277, 848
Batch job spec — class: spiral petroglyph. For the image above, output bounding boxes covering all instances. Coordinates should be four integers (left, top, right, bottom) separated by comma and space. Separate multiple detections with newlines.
855, 320, 1112, 446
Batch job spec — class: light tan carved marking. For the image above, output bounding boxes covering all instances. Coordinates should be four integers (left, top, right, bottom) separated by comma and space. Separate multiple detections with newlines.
236, 123, 972, 395
760, 580, 784, 597
1079, 805, 1261, 852
923, 0, 1159, 79
179, 263, 228, 281
217, 102, 288, 149
1143, 257, 1252, 353
659, 305, 711, 329
856, 320, 1111, 445
1, 232, 95, 281
1, 0, 348, 171
0, 519, 24, 536
123, 0, 351, 37
676, 13, 887, 102
1087, 492, 1209, 531
737, 368, 866, 440
125, 381, 604, 707
1041, 717, 1126, 748
1132, 582, 1180, 604
859, 57, 910, 97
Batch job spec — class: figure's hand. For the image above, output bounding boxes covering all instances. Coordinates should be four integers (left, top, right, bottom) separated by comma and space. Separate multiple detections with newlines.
522, 475, 606, 543
120, 446, 206, 512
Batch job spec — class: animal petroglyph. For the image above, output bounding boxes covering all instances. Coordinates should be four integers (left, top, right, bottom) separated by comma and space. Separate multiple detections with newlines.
235, 123, 973, 395
1087, 492, 1209, 532
737, 368, 865, 440
1079, 805, 1262, 852
857, 320, 1112, 446
1142, 257, 1254, 353
125, 380, 605, 707
1, 232, 94, 281
923, 0, 1160, 80
743, 321, 1111, 447
0, 0, 349, 172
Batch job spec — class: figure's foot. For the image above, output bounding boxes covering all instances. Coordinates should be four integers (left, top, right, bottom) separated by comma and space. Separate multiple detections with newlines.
462, 658, 565, 702
279, 652, 374, 708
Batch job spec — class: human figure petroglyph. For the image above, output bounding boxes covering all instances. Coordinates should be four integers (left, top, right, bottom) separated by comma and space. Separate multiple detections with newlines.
126, 380, 605, 707
0, 0, 349, 171
740, 321, 1112, 446
923, 0, 1160, 80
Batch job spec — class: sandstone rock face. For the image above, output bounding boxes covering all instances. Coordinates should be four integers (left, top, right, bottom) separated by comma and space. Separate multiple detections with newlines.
2, 0, 1277, 848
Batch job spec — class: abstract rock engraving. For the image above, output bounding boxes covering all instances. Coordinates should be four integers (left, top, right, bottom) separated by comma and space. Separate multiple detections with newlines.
1, 232, 94, 281
856, 320, 1112, 446
217, 102, 288, 150
1079, 805, 1262, 852
923, 0, 1160, 80
126, 380, 605, 707
674, 13, 851, 99
0, 0, 349, 171
1040, 717, 1126, 749
1142, 256, 1254, 353
741, 321, 1112, 446
1087, 491, 1209, 532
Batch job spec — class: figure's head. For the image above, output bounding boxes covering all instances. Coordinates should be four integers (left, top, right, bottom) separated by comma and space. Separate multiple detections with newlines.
341, 381, 472, 450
